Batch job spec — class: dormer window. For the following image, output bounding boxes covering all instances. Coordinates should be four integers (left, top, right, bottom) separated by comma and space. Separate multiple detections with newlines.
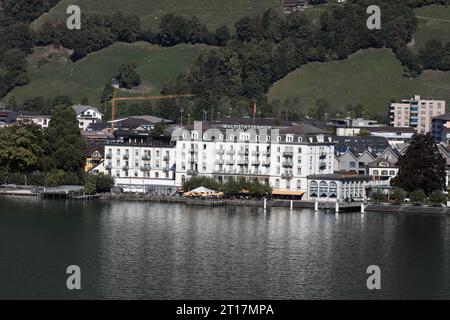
277, 136, 281, 142
286, 135, 293, 142
298, 137, 303, 142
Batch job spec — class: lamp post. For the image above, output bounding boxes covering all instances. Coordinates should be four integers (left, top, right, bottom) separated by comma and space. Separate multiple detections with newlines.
203, 110, 207, 122
180, 109, 184, 126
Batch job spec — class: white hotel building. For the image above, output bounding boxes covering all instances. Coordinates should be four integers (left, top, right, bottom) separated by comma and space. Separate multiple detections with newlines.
102, 122, 336, 197
173, 123, 335, 193
104, 131, 177, 193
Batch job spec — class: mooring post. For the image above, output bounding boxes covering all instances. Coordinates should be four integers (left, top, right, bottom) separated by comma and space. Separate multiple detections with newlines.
335, 202, 340, 214
264, 198, 267, 210
315, 200, 319, 212
361, 203, 365, 213
290, 200, 293, 211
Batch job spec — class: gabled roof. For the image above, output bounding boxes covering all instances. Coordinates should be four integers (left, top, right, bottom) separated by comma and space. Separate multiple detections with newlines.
85, 145, 105, 157
280, 123, 329, 135
129, 115, 173, 124
72, 105, 103, 116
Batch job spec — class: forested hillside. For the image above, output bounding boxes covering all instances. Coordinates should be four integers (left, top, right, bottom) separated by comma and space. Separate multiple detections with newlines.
1, 0, 449, 122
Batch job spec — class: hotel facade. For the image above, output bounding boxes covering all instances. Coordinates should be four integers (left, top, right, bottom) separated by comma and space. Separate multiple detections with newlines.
102, 122, 336, 197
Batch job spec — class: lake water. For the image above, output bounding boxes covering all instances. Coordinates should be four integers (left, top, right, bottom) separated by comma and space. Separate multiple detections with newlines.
0, 197, 449, 299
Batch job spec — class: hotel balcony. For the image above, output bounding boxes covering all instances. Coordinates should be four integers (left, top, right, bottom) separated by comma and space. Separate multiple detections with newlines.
215, 159, 225, 165
140, 166, 151, 172
262, 160, 271, 166
226, 159, 235, 165
283, 151, 294, 157
187, 169, 199, 176
237, 158, 248, 165
238, 150, 249, 156
319, 153, 327, 159
106, 153, 112, 159
163, 155, 170, 161
282, 173, 293, 179
142, 155, 151, 161
122, 154, 129, 160
122, 165, 129, 171
282, 161, 293, 168
252, 161, 260, 166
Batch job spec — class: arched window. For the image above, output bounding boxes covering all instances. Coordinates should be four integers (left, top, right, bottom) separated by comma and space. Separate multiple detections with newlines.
373, 170, 379, 175
329, 182, 338, 198
310, 181, 318, 198
319, 181, 328, 198
389, 170, 395, 176
381, 170, 388, 176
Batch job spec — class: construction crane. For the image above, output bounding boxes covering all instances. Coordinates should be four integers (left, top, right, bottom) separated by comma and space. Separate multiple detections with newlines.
108, 90, 194, 129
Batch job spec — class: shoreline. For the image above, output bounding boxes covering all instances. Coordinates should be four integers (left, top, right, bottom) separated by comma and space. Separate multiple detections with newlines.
2, 191, 450, 215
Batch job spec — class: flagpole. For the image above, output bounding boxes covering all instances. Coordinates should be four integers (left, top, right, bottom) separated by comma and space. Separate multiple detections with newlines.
253, 99, 256, 124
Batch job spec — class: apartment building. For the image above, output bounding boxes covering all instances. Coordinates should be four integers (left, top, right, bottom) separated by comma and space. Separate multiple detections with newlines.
389, 95, 446, 133
431, 113, 450, 144
103, 131, 177, 193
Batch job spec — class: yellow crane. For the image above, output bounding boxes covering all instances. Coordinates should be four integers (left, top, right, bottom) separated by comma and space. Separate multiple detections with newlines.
108, 90, 194, 129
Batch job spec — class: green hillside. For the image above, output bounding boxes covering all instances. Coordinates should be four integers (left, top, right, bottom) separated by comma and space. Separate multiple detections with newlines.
32, 0, 280, 30
268, 48, 450, 116
4, 43, 205, 105
413, 5, 450, 51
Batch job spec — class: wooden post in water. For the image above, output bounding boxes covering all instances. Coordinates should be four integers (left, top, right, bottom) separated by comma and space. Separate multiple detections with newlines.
335, 202, 340, 214
290, 200, 293, 211
314, 200, 319, 212
264, 198, 267, 210
361, 203, 365, 213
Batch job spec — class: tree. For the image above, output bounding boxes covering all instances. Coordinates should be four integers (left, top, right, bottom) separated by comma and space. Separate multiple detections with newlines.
428, 190, 446, 205
115, 62, 141, 89
215, 25, 230, 46
0, 123, 43, 174
420, 39, 446, 70
43, 106, 85, 181
390, 188, 406, 204
410, 189, 426, 204
392, 133, 446, 195
182, 176, 221, 192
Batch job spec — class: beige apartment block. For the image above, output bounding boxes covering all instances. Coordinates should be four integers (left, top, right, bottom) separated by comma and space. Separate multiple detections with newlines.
389, 95, 446, 134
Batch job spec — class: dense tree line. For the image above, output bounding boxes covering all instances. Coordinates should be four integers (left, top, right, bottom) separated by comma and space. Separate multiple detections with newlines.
1, 0, 449, 105
182, 176, 272, 199
0, 106, 86, 186
0, 0, 64, 98
162, 0, 423, 119
4, 95, 74, 114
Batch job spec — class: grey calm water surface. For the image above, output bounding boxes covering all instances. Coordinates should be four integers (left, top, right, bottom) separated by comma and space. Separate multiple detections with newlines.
0, 197, 449, 299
